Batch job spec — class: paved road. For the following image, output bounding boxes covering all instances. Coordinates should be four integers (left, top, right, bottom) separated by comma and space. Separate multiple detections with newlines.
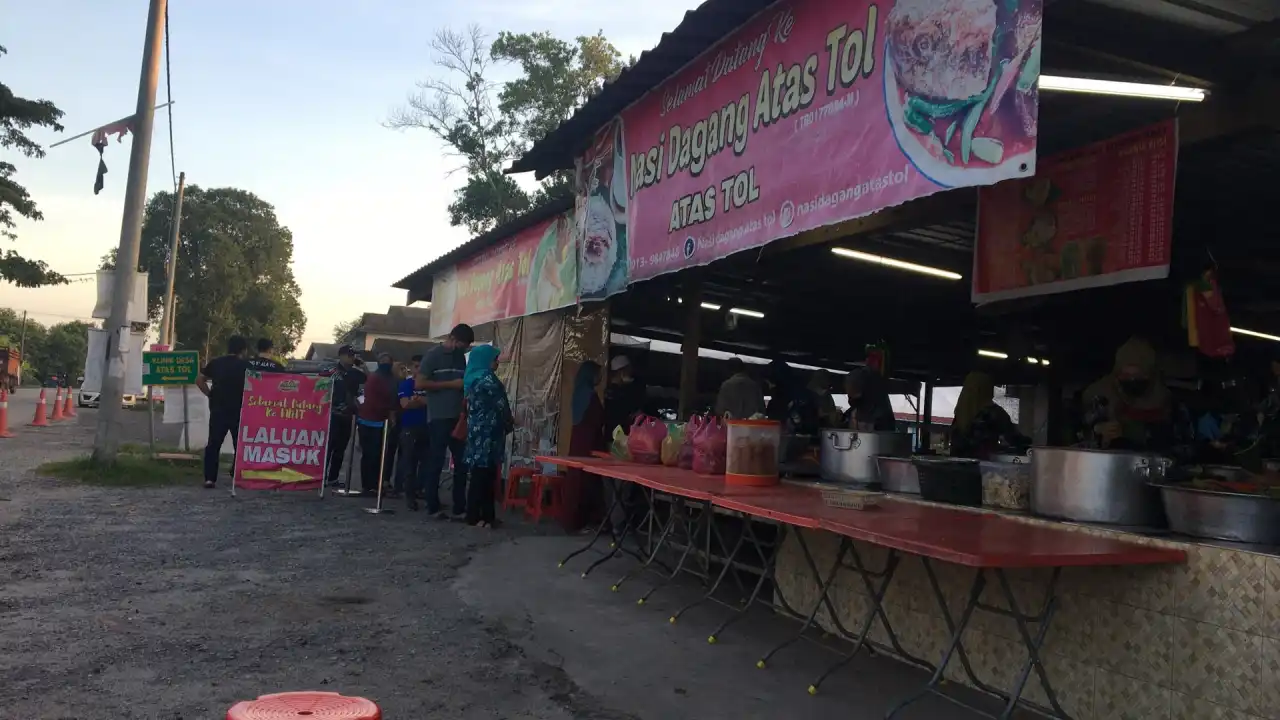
2, 389, 180, 448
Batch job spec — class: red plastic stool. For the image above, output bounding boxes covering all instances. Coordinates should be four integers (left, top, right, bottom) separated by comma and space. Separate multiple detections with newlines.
227, 691, 380, 719
503, 466, 537, 512
526, 473, 564, 523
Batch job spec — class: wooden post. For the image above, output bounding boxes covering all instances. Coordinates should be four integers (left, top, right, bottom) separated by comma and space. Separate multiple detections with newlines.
920, 379, 934, 453
678, 274, 703, 419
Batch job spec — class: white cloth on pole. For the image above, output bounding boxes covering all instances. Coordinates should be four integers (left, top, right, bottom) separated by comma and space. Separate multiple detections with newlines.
124, 331, 144, 396
92, 270, 150, 324
82, 329, 106, 393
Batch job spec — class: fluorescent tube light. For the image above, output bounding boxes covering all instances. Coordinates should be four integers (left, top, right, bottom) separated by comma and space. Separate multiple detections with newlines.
729, 308, 765, 319
1039, 75, 1205, 102
831, 247, 962, 280
1232, 327, 1280, 342
1026, 357, 1040, 364
1041, 359, 1051, 367
978, 349, 1008, 359
700, 302, 722, 311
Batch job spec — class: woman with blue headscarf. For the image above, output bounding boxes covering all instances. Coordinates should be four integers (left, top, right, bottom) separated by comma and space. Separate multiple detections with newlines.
463, 344, 512, 528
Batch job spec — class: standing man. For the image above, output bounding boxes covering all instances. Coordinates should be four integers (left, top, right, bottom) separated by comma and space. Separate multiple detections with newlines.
417, 324, 474, 519
356, 352, 398, 495
325, 345, 365, 489
248, 338, 285, 372
196, 336, 250, 489
398, 354, 430, 510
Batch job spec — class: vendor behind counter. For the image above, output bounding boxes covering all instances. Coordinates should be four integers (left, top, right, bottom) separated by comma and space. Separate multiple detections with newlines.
1083, 337, 1173, 451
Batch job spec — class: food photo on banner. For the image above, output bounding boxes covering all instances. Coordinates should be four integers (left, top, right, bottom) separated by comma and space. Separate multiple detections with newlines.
233, 371, 333, 494
573, 0, 1043, 297
428, 212, 579, 338
972, 119, 1177, 303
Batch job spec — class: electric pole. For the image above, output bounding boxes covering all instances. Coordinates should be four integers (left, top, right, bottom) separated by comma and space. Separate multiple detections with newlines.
93, 0, 168, 463
160, 171, 186, 347
17, 311, 27, 386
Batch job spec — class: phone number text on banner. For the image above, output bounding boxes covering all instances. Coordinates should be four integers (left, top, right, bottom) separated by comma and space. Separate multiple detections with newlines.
234, 372, 332, 491
573, 0, 1043, 299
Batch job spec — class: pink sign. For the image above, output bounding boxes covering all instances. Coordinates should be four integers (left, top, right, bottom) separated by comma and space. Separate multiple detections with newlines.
574, 0, 1042, 297
234, 372, 332, 491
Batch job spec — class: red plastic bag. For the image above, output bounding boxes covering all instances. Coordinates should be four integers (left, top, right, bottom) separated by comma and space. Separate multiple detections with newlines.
692, 415, 727, 475
628, 415, 668, 465
678, 415, 702, 470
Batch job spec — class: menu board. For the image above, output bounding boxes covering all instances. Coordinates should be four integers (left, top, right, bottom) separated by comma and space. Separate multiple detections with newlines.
972, 119, 1176, 303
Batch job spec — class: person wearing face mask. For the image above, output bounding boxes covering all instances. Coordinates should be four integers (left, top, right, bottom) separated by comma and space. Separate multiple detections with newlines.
843, 367, 896, 432
324, 345, 366, 488
1083, 337, 1172, 450
356, 352, 399, 495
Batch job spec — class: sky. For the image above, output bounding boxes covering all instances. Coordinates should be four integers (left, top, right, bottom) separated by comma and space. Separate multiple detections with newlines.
0, 0, 699, 350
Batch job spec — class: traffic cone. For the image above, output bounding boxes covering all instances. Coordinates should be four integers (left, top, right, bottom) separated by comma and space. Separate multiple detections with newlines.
29, 388, 49, 427
0, 389, 14, 438
50, 388, 65, 421
63, 388, 76, 418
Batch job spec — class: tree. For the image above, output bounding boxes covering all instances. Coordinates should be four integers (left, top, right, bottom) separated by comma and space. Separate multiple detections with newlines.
0, 45, 68, 287
389, 27, 626, 235
102, 186, 307, 358
33, 320, 90, 378
332, 316, 362, 342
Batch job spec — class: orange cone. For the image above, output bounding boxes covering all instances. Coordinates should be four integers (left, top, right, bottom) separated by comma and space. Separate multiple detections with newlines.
29, 388, 49, 427
50, 388, 65, 421
0, 389, 13, 438
63, 388, 76, 418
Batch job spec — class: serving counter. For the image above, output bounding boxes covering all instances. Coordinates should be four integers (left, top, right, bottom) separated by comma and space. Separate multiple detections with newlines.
773, 490, 1280, 719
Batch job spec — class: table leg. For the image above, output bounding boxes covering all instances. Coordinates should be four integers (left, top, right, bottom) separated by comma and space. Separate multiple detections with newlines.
992, 567, 1066, 719
610, 496, 688, 593
635, 499, 714, 605
669, 511, 750, 624
808, 546, 934, 695
886, 561, 987, 718
757, 534, 851, 668
706, 515, 786, 644
558, 475, 625, 570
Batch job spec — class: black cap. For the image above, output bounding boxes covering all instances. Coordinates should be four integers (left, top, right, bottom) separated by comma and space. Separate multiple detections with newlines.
338, 344, 356, 356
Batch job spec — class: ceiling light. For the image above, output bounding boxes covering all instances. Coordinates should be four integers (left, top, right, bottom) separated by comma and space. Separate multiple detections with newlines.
1039, 75, 1205, 102
978, 349, 1008, 359
1232, 327, 1280, 342
831, 247, 962, 280
729, 307, 765, 319
1026, 357, 1040, 364
700, 302, 722, 311
1040, 359, 1051, 367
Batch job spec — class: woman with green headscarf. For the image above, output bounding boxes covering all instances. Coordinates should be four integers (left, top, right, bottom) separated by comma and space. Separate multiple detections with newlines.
950, 371, 1029, 459
463, 344, 513, 528
1083, 337, 1172, 450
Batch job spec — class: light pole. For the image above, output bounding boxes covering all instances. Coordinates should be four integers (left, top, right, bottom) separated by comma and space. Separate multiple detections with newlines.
93, 0, 169, 463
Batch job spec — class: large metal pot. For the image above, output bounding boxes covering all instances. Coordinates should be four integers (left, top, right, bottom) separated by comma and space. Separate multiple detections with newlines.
1030, 446, 1171, 526
1155, 483, 1280, 544
877, 456, 920, 494
819, 430, 912, 484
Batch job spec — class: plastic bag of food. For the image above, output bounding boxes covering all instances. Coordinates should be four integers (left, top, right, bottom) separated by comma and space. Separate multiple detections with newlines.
692, 415, 728, 475
628, 415, 668, 465
610, 426, 631, 461
660, 423, 686, 466
679, 415, 703, 469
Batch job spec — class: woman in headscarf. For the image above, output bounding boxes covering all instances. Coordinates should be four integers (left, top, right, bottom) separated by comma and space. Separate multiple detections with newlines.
807, 370, 842, 428
462, 345, 512, 528
843, 368, 897, 431
950, 371, 1029, 459
765, 360, 820, 433
562, 361, 606, 533
1083, 337, 1172, 450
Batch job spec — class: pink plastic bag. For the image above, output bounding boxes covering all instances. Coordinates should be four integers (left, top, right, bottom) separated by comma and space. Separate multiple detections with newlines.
628, 415, 668, 465
678, 415, 703, 470
692, 415, 727, 475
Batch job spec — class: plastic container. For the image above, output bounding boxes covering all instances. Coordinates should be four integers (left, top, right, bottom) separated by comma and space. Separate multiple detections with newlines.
980, 459, 1032, 510
726, 419, 781, 487
913, 457, 982, 507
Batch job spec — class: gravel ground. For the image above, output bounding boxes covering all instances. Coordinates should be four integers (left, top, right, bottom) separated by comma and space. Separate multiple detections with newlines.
0, 417, 612, 719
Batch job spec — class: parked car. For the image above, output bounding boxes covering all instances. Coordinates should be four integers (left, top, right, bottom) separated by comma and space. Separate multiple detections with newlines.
78, 390, 137, 409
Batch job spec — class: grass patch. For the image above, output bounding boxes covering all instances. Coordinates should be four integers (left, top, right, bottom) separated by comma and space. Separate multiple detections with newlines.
38, 453, 204, 487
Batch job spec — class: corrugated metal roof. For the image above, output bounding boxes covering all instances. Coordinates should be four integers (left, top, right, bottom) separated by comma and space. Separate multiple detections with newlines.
508, 0, 779, 177
392, 195, 573, 302
1084, 0, 1275, 34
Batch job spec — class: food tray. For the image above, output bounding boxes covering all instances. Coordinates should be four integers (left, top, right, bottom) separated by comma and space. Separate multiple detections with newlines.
820, 488, 882, 511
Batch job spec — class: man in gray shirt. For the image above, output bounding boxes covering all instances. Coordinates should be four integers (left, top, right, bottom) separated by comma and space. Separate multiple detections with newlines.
416, 323, 474, 518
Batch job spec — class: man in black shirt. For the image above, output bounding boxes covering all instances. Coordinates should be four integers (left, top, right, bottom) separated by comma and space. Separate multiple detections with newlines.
325, 344, 366, 488
248, 338, 285, 372
196, 336, 250, 489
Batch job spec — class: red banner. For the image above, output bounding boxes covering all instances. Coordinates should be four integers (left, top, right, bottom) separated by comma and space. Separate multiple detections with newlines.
430, 213, 577, 337
574, 0, 1044, 298
234, 372, 332, 491
973, 119, 1176, 303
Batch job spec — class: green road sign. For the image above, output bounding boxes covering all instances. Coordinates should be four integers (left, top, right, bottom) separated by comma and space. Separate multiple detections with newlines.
142, 350, 199, 386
